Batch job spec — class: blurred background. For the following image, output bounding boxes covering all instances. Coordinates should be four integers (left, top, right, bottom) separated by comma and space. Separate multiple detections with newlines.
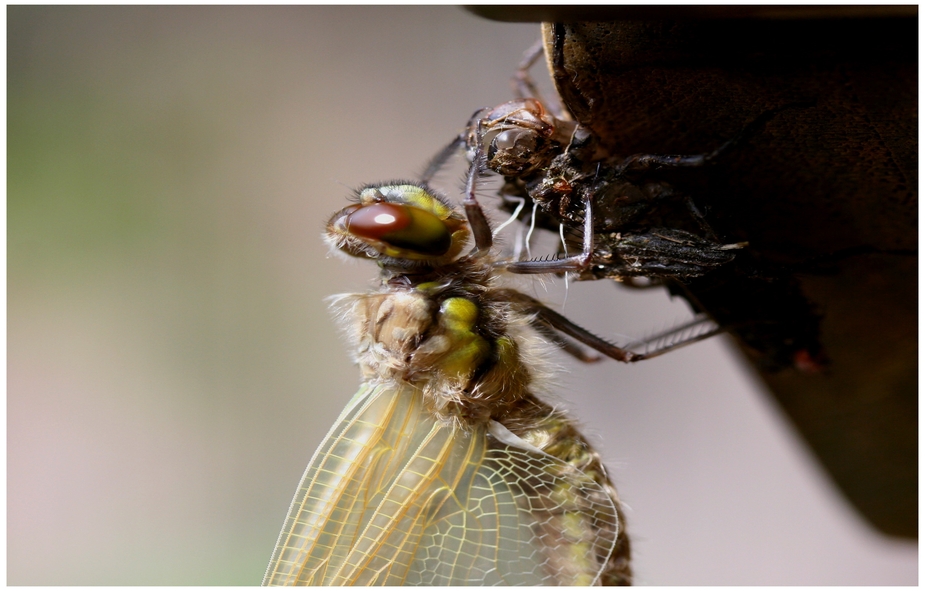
7, 6, 917, 585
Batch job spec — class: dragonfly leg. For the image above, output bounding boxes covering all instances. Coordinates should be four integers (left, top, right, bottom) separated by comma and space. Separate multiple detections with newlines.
527, 315, 603, 363
505, 190, 595, 275
494, 288, 641, 363
462, 120, 495, 255
511, 39, 546, 101
497, 287, 725, 363
621, 315, 724, 361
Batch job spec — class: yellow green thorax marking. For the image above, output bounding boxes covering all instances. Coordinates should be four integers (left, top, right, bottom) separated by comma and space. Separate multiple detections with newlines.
414, 281, 445, 292
432, 297, 491, 382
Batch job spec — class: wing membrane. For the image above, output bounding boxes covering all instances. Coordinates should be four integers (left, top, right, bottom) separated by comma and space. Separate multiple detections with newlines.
263, 381, 619, 585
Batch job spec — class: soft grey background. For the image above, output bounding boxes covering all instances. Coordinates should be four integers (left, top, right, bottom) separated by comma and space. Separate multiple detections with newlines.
8, 6, 917, 585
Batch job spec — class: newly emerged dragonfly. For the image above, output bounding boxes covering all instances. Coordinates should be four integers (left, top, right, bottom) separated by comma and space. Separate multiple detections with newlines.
260, 130, 719, 583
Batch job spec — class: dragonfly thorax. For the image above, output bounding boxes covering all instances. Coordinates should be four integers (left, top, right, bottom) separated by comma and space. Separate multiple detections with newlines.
332, 278, 538, 431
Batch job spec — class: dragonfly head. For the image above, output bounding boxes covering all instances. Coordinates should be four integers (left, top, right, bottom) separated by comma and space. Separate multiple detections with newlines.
326, 182, 470, 270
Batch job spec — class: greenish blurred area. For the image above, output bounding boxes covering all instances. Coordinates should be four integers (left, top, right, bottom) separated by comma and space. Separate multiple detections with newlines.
7, 6, 540, 585
9, 8, 307, 585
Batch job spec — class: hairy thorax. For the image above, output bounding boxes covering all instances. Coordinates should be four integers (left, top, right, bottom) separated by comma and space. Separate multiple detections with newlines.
333, 277, 540, 430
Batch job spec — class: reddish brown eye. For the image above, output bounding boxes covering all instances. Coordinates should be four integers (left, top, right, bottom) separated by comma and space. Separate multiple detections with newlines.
345, 203, 411, 239
345, 202, 452, 256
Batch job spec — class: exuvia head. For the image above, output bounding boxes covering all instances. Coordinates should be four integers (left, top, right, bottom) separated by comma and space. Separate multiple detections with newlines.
468, 98, 574, 177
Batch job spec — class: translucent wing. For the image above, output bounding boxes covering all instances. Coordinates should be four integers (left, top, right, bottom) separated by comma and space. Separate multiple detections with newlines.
263, 381, 619, 586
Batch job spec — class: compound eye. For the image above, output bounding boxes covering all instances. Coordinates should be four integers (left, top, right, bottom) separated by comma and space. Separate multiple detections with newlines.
492, 128, 538, 152
488, 129, 543, 176
345, 202, 452, 256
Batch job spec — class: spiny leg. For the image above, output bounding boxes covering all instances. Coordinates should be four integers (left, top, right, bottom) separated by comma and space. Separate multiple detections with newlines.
511, 38, 545, 100
498, 288, 726, 363
620, 315, 723, 361
506, 189, 595, 275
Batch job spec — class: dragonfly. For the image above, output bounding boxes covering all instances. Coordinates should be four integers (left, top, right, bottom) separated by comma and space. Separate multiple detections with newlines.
259, 125, 727, 584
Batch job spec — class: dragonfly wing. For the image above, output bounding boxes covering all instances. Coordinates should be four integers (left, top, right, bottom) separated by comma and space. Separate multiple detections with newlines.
263, 381, 619, 586
263, 380, 436, 585
406, 420, 620, 585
